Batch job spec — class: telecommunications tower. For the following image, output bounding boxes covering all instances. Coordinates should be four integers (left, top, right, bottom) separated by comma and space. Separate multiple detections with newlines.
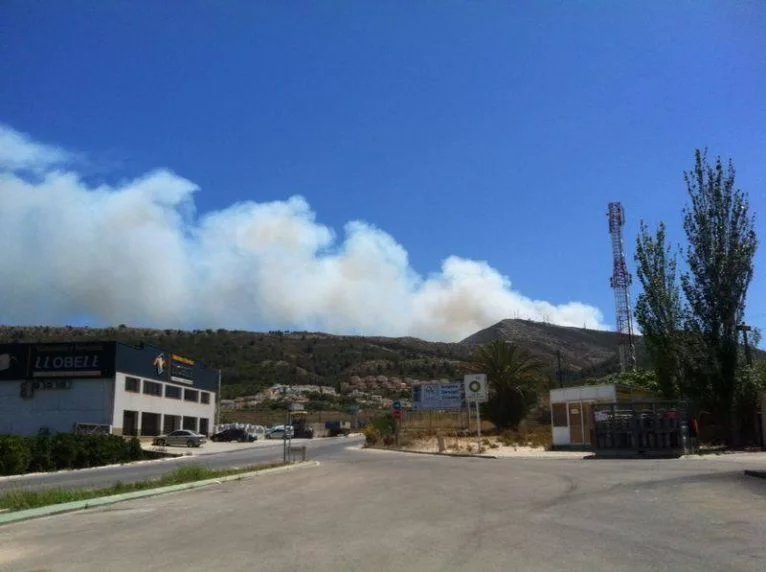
607, 202, 637, 372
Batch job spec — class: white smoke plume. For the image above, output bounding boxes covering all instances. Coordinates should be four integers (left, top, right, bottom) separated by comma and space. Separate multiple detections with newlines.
0, 124, 608, 341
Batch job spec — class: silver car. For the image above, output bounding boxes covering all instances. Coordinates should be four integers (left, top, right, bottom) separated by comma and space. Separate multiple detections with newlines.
153, 429, 207, 448
266, 425, 294, 439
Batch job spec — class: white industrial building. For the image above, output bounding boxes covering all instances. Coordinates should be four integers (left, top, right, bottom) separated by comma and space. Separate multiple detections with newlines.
0, 341, 219, 437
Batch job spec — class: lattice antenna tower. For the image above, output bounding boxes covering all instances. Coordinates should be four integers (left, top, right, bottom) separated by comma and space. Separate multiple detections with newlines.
607, 202, 637, 372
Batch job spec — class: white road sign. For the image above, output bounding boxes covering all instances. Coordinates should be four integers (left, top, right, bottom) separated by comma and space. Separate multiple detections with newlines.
464, 374, 488, 403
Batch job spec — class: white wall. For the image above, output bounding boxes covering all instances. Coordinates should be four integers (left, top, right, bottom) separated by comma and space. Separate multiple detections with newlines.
0, 378, 114, 436
552, 426, 570, 446
550, 384, 617, 404
112, 372, 215, 434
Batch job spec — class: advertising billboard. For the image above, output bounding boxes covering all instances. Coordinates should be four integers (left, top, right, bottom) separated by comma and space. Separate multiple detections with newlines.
170, 353, 195, 384
27, 343, 114, 379
411, 382, 464, 411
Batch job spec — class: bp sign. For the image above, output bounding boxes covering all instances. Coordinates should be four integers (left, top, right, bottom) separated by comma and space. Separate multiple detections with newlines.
464, 374, 488, 403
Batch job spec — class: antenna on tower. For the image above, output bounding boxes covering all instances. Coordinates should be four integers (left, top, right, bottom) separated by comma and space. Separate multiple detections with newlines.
607, 202, 637, 372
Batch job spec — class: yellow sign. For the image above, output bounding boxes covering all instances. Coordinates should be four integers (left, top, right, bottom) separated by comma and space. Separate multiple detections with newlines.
171, 354, 194, 366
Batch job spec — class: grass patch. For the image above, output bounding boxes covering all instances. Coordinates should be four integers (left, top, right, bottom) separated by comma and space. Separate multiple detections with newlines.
0, 462, 284, 512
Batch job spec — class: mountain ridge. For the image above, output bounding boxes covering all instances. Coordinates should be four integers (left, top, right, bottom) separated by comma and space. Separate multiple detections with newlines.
0, 320, 629, 397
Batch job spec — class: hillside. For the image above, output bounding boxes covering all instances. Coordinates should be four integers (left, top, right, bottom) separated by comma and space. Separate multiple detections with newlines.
462, 318, 646, 379
0, 320, 630, 397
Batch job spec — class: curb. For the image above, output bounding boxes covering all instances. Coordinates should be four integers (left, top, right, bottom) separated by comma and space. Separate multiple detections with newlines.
0, 461, 319, 527
584, 452, 684, 460
744, 470, 766, 480
362, 447, 497, 460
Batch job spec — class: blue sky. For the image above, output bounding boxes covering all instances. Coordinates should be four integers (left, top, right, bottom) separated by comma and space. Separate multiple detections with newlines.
1, 1, 764, 343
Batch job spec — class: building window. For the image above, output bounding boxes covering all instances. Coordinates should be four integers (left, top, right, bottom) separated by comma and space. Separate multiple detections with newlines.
143, 380, 163, 397
184, 389, 199, 402
125, 377, 140, 393
165, 385, 182, 399
552, 403, 568, 427
200, 392, 210, 404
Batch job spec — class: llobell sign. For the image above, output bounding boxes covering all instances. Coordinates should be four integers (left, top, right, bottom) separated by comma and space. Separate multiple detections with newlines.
28, 343, 114, 379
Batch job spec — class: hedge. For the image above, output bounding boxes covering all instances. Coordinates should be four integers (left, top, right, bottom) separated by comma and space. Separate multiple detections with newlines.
0, 434, 145, 476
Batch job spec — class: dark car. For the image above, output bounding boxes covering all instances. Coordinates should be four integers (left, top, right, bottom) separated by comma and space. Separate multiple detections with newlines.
210, 428, 252, 442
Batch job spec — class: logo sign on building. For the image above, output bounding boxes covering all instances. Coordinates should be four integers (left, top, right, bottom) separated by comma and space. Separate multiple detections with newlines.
0, 345, 28, 380
464, 374, 488, 403
170, 353, 195, 384
153, 353, 167, 376
28, 343, 112, 379
411, 382, 463, 411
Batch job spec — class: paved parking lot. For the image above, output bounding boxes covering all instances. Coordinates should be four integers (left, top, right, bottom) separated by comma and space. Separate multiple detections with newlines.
2, 447, 765, 572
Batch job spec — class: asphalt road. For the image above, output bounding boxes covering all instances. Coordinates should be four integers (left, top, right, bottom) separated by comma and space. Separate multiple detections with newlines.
0, 436, 363, 492
1, 446, 765, 572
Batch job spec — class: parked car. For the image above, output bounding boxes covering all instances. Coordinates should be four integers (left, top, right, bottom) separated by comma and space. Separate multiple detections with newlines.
325, 420, 352, 437
153, 429, 207, 448
291, 412, 314, 439
210, 428, 251, 442
266, 425, 294, 439
248, 425, 267, 441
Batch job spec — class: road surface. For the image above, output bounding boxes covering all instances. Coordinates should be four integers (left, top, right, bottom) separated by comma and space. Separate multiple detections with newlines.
0, 436, 364, 492
1, 446, 765, 571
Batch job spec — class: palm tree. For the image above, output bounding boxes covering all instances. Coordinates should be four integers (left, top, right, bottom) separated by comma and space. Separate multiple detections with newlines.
463, 340, 545, 429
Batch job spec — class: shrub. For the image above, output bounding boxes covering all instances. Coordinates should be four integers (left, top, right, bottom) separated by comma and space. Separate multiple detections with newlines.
26, 435, 54, 473
370, 416, 396, 438
362, 424, 380, 446
482, 388, 536, 431
0, 433, 149, 476
50, 433, 87, 469
127, 437, 143, 460
0, 436, 30, 476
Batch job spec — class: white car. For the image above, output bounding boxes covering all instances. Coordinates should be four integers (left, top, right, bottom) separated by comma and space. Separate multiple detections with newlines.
248, 425, 267, 441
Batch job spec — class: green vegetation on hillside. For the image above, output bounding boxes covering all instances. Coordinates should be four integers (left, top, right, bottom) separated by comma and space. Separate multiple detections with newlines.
0, 325, 469, 398
0, 320, 696, 399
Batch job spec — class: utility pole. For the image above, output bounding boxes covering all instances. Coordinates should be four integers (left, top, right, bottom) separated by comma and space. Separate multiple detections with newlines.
216, 369, 222, 428
737, 323, 754, 366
